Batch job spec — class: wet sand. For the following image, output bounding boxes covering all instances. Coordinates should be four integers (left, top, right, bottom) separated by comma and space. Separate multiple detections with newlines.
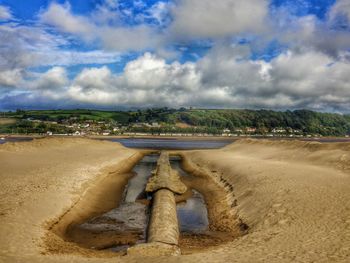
1, 138, 350, 262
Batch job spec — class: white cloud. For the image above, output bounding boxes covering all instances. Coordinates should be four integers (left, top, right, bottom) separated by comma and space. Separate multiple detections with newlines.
270, 50, 350, 100
4, 47, 350, 112
148, 1, 170, 25
39, 2, 161, 51
74, 66, 114, 91
271, 9, 350, 58
31, 67, 68, 90
2, 0, 350, 112
169, 0, 269, 39
329, 0, 350, 23
123, 52, 200, 90
0, 69, 23, 88
64, 53, 201, 106
39, 2, 94, 37
0, 5, 12, 21
20, 48, 340, 111
37, 50, 121, 67
0, 21, 122, 92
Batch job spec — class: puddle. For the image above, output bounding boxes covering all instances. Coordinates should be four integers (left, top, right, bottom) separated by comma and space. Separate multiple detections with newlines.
66, 154, 159, 253
169, 155, 209, 233
177, 190, 209, 232
59, 153, 233, 255
170, 155, 238, 253
169, 155, 188, 177
124, 154, 159, 202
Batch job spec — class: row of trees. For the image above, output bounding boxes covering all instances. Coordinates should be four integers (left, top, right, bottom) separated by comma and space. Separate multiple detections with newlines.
0, 120, 72, 134
176, 110, 350, 136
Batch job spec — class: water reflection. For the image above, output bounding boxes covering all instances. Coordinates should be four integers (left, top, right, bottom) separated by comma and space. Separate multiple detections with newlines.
169, 155, 209, 233
108, 138, 233, 149
67, 153, 210, 253
124, 154, 158, 202
177, 191, 209, 232
0, 137, 33, 144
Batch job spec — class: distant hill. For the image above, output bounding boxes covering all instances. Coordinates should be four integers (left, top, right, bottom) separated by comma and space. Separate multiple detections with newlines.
1, 108, 350, 136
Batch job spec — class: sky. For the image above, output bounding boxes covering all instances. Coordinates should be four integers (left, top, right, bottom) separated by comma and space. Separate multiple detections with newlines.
0, 0, 350, 112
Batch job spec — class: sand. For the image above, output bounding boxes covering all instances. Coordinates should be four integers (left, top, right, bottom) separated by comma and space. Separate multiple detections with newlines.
1, 138, 350, 262
0, 138, 142, 262
177, 139, 350, 262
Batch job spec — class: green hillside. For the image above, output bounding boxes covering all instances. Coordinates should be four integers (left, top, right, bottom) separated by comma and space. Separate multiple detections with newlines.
1, 108, 350, 136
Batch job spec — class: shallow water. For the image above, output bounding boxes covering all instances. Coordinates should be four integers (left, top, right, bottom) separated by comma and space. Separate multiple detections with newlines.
0, 137, 33, 144
169, 156, 209, 233
124, 154, 158, 202
68, 153, 210, 253
70, 154, 159, 251
177, 190, 209, 232
107, 138, 234, 149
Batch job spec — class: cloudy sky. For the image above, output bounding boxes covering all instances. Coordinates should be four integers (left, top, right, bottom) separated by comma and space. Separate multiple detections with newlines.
0, 0, 350, 112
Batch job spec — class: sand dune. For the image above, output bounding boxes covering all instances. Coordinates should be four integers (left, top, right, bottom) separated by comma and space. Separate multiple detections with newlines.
0, 138, 140, 262
178, 139, 350, 262
0, 138, 349, 262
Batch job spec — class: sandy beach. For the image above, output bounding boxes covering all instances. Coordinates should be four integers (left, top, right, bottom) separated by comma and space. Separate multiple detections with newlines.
1, 138, 350, 262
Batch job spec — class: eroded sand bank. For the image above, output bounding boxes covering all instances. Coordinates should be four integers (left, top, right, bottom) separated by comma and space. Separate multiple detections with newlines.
177, 139, 350, 262
1, 138, 350, 262
0, 138, 142, 262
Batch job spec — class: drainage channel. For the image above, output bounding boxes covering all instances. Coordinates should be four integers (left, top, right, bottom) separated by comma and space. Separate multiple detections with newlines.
62, 153, 237, 255
65, 154, 158, 253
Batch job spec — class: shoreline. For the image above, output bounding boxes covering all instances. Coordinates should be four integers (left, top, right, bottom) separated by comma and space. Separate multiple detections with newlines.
1, 133, 350, 142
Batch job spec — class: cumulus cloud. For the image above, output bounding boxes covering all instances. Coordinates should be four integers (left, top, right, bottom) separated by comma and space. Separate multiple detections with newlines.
195, 45, 350, 110
0, 22, 121, 92
0, 69, 24, 88
64, 53, 201, 106
36, 50, 121, 67
329, 0, 350, 24
146, 1, 172, 26
40, 2, 94, 37
271, 6, 350, 58
169, 0, 269, 39
31, 67, 68, 90
123, 52, 200, 90
0, 5, 12, 21
10, 46, 347, 112
4, 46, 350, 109
37, 1, 350, 58
39, 2, 161, 51
2, 0, 350, 112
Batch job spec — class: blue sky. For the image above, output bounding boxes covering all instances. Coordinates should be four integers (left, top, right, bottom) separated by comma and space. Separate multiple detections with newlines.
0, 0, 349, 111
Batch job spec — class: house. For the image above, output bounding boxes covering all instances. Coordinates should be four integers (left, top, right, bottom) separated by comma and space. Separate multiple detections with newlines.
272, 128, 286, 133
80, 123, 90, 128
151, 122, 160, 127
246, 127, 257, 133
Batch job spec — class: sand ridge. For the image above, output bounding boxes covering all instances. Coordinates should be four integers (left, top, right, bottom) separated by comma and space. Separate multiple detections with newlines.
0, 138, 141, 262
176, 139, 350, 262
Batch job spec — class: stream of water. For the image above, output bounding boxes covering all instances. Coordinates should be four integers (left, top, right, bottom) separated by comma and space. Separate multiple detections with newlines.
69, 154, 210, 253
